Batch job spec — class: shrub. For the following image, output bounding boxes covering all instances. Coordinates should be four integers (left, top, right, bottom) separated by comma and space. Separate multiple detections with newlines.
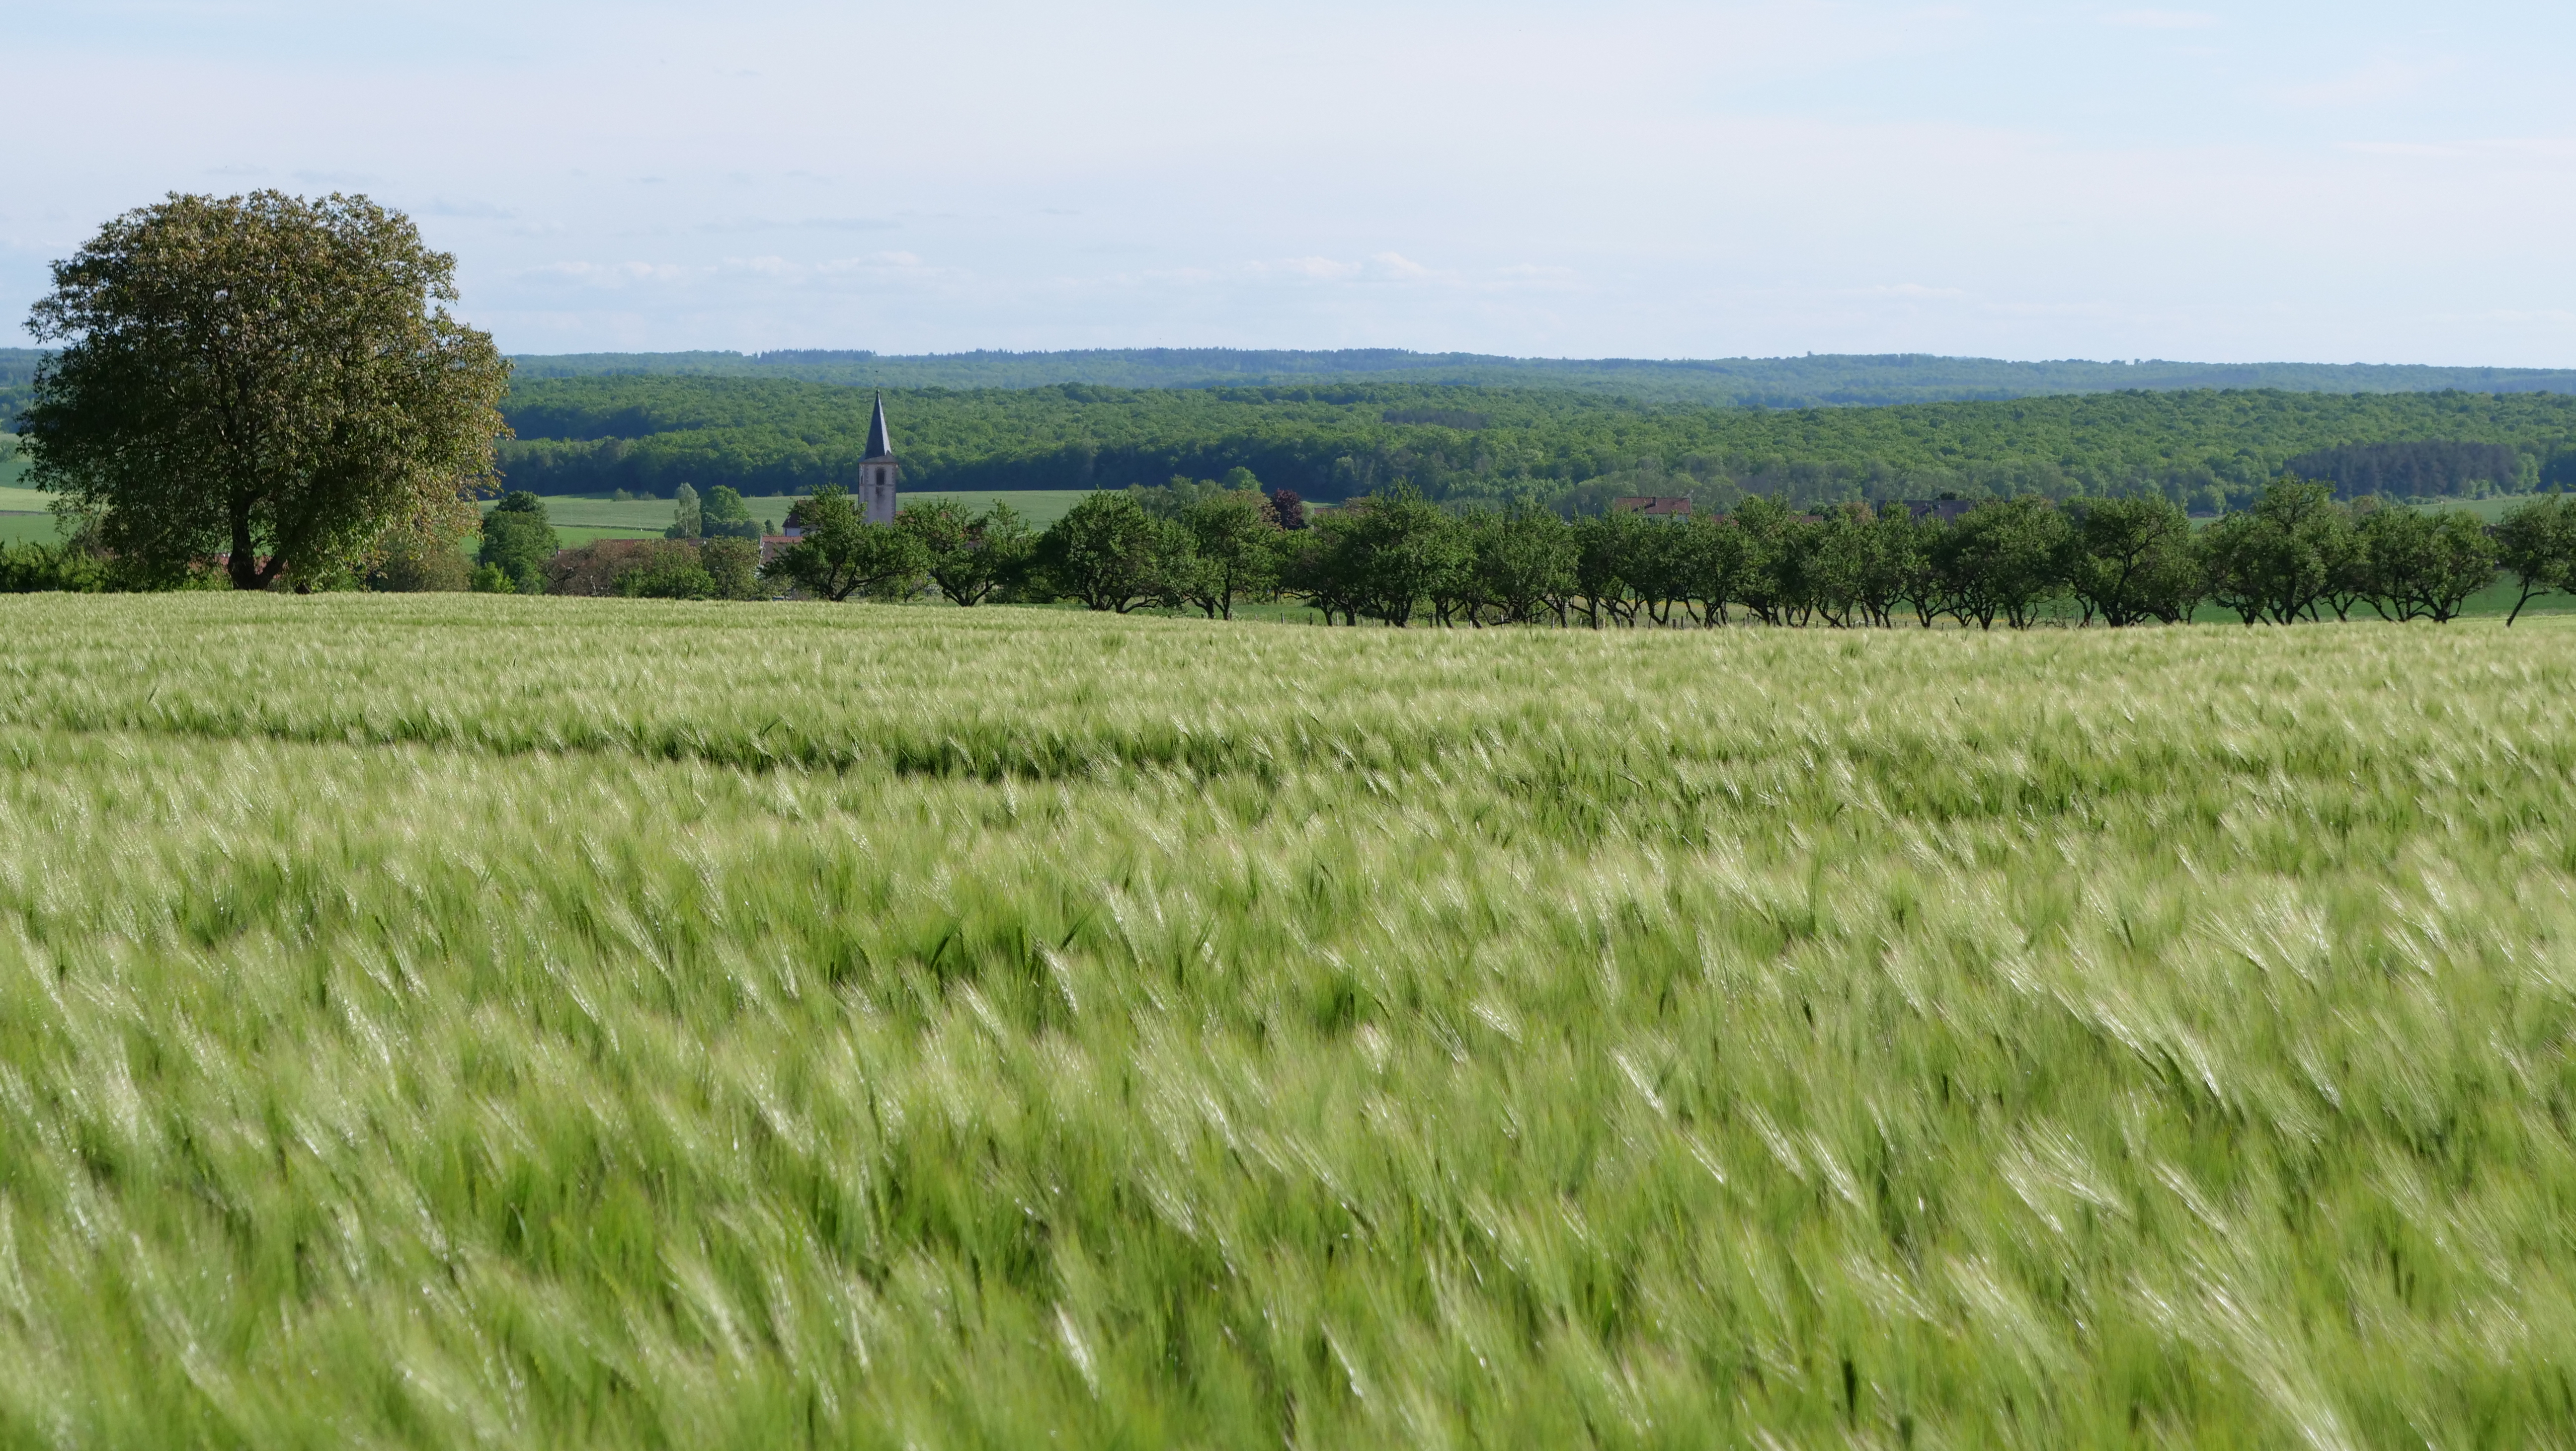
370, 536, 472, 592
701, 537, 763, 600
480, 491, 557, 594
617, 550, 716, 600
544, 539, 663, 597
0, 541, 110, 593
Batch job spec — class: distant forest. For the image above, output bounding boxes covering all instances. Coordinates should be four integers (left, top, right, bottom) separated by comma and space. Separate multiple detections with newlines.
13, 346, 2576, 432
9, 346, 2576, 512
0, 351, 35, 435
502, 347, 2576, 409
489, 376, 2576, 512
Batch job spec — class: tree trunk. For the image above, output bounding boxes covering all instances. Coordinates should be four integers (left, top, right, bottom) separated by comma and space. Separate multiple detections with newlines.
227, 495, 284, 590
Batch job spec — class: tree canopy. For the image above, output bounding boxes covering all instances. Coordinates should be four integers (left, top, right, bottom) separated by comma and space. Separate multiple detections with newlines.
488, 374, 2576, 515
761, 484, 924, 601
20, 192, 508, 589
479, 491, 557, 595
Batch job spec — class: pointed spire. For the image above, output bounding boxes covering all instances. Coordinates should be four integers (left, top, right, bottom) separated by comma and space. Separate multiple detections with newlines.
864, 394, 895, 460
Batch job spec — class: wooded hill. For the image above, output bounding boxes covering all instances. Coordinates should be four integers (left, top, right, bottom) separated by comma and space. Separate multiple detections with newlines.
12, 343, 2576, 511
494, 374, 2576, 512
504, 347, 2576, 408
0, 350, 36, 435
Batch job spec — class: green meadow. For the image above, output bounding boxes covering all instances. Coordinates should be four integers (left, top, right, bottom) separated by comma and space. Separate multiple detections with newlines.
1, 597, 2574, 1446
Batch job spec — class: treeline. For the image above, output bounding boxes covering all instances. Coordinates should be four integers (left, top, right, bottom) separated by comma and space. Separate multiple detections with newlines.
20, 339, 2576, 435
0, 349, 35, 435
2283, 441, 2522, 499
502, 346, 2576, 407
973, 484, 2576, 629
495, 375, 2576, 513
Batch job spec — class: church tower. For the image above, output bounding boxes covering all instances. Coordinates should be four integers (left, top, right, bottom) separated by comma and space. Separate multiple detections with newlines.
857, 394, 899, 524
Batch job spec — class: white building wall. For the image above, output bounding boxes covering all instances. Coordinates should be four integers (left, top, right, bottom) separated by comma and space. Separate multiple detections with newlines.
858, 464, 898, 523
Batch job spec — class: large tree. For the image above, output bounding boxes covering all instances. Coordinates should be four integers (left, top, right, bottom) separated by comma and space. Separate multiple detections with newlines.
21, 192, 508, 589
897, 498, 1035, 606
2354, 503, 2498, 623
2062, 495, 2200, 626
478, 491, 558, 595
1035, 491, 1181, 613
763, 484, 925, 601
1176, 489, 1280, 620
2495, 494, 2576, 625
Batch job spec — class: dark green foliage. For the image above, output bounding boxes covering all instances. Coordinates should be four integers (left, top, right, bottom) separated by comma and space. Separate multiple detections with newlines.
368, 534, 470, 592
2494, 495, 2576, 624
1730, 496, 1821, 626
1174, 491, 1280, 620
493, 343, 2576, 405
1675, 513, 1752, 625
701, 537, 762, 600
762, 484, 925, 602
0, 541, 109, 593
897, 499, 1035, 606
1810, 503, 1919, 628
529, 537, 761, 601
1929, 497, 2073, 629
700, 484, 761, 540
478, 492, 556, 595
1571, 506, 1649, 627
2283, 441, 2525, 498
1093, 479, 2521, 634
1462, 510, 1577, 625
488, 374, 2576, 513
616, 545, 718, 600
21, 194, 505, 590
2353, 505, 2499, 623
1291, 485, 1466, 628
2199, 481, 2357, 625
2062, 496, 2201, 626
1032, 491, 1182, 613
664, 481, 701, 539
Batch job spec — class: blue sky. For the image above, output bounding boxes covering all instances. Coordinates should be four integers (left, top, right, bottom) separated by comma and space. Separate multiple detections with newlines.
6, 0, 2573, 363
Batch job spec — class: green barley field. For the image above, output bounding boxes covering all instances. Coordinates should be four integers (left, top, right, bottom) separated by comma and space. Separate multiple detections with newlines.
4, 596, 2576, 1447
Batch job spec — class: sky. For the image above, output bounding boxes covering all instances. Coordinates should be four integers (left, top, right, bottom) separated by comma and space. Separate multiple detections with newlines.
5, 0, 2575, 365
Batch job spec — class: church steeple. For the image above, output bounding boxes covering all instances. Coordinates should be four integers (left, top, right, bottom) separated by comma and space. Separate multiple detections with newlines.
855, 394, 899, 523
863, 393, 895, 461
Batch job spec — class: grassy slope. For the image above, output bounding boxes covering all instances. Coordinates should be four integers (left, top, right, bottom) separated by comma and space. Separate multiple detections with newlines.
1, 598, 2574, 1445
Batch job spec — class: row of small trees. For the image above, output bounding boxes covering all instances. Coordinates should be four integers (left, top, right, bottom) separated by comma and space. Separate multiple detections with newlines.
818, 480, 2576, 628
